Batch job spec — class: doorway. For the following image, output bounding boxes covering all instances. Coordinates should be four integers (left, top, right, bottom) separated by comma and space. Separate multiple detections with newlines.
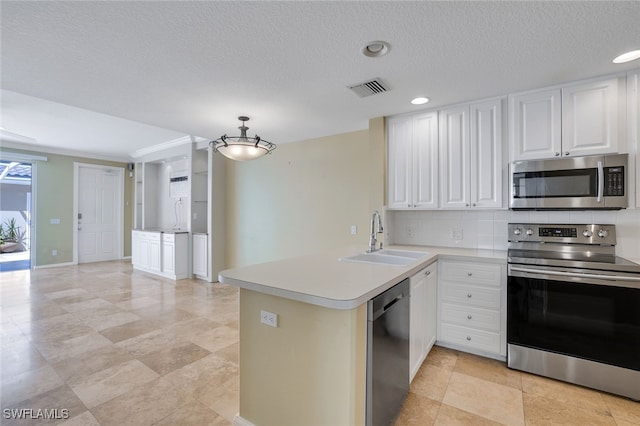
73, 163, 124, 264
0, 161, 32, 272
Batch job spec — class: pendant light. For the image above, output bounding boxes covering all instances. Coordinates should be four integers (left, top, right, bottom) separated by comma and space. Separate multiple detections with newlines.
210, 116, 276, 161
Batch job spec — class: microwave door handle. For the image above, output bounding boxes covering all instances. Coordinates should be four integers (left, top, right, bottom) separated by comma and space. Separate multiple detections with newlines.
597, 161, 604, 203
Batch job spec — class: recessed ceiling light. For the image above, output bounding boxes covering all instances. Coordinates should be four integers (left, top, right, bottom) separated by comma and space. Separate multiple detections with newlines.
362, 41, 390, 58
613, 50, 640, 64
411, 97, 430, 105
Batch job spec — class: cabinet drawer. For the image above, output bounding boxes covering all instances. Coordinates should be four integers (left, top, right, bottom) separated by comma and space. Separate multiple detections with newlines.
440, 302, 500, 332
162, 234, 175, 242
439, 261, 502, 287
440, 323, 501, 354
146, 232, 161, 241
441, 283, 500, 309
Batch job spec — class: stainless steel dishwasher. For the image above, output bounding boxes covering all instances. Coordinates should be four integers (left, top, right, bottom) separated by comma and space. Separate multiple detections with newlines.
366, 278, 410, 426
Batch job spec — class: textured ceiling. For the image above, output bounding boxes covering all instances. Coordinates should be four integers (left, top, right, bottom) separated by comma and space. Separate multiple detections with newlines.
1, 1, 639, 159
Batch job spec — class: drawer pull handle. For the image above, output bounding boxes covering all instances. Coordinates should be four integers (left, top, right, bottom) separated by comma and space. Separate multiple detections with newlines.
425, 270, 431, 276
467, 293, 472, 298
467, 272, 473, 277
467, 315, 472, 319
466, 336, 472, 341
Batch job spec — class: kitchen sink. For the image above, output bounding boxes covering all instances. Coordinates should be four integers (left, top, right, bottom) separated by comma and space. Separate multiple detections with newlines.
340, 250, 430, 266
377, 249, 430, 259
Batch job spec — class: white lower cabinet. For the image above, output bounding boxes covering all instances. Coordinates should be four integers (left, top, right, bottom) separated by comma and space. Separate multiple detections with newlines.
192, 234, 208, 278
437, 259, 506, 358
161, 233, 188, 279
132, 230, 161, 273
132, 231, 188, 280
410, 262, 437, 382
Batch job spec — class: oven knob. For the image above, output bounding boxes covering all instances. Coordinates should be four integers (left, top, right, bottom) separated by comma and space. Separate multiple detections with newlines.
513, 228, 522, 236
525, 228, 534, 236
582, 230, 593, 238
597, 229, 609, 238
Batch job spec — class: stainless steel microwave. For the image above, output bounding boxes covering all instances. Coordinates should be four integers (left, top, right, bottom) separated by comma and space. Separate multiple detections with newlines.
510, 154, 628, 210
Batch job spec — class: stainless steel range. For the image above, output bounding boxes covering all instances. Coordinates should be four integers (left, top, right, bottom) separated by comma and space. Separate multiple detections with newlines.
507, 223, 640, 400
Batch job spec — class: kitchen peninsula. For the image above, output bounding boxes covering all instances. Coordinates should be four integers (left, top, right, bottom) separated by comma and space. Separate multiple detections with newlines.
219, 245, 506, 426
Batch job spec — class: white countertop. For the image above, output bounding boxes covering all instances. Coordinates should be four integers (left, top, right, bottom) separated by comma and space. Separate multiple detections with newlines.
219, 245, 507, 310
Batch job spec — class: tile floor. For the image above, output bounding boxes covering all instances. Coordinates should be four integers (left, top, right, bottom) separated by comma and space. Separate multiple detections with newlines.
1, 260, 639, 425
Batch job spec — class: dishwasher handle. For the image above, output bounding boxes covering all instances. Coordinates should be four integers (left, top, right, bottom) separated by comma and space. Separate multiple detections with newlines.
371, 293, 405, 321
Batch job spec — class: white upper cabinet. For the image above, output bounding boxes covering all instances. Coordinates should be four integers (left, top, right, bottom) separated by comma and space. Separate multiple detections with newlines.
387, 112, 438, 209
562, 77, 621, 157
628, 70, 639, 208
439, 105, 470, 208
439, 99, 503, 209
510, 76, 624, 161
387, 116, 412, 209
470, 99, 503, 208
509, 88, 562, 161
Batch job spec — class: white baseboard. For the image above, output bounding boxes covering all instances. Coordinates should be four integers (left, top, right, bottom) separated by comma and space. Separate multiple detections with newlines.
234, 414, 256, 426
122, 256, 132, 260
33, 261, 76, 270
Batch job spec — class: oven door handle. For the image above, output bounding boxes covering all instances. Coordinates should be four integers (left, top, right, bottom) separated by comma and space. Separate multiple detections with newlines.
597, 160, 604, 203
510, 266, 640, 283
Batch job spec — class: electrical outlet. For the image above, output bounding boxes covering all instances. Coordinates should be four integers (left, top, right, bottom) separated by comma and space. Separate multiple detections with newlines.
452, 227, 463, 240
350, 225, 357, 235
51, 249, 58, 256
407, 225, 414, 239
260, 310, 278, 328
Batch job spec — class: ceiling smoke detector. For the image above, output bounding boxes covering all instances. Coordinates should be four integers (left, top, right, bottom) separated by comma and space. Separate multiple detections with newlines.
362, 41, 390, 58
348, 78, 390, 98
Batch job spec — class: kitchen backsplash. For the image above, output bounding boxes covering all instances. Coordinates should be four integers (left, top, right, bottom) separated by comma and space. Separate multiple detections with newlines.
387, 209, 640, 259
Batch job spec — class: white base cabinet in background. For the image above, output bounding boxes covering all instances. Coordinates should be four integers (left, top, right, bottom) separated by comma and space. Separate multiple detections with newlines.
192, 234, 208, 278
437, 260, 506, 359
410, 262, 437, 381
162, 233, 188, 279
132, 230, 188, 280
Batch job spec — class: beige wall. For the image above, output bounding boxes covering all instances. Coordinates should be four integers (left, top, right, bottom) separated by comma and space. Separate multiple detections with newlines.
239, 288, 367, 426
225, 118, 386, 268
0, 147, 132, 267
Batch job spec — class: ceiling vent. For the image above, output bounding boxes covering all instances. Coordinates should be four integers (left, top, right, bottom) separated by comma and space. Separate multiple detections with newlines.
348, 78, 390, 98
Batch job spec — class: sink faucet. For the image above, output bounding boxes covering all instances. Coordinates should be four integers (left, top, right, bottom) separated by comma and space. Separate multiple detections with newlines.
367, 210, 384, 252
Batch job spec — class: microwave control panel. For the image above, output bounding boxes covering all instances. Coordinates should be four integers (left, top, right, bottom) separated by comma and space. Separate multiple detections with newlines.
604, 166, 624, 196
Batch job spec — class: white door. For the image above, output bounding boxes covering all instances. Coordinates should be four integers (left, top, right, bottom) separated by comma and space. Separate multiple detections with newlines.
77, 165, 122, 263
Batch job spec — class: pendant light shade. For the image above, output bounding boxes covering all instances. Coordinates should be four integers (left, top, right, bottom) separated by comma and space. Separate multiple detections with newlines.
210, 116, 276, 161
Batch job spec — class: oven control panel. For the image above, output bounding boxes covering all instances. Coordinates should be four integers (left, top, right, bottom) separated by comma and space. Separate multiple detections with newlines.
508, 223, 616, 245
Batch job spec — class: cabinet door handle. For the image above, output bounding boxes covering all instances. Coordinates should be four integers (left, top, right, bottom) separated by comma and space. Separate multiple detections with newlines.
555, 152, 560, 157
413, 204, 417, 208
425, 270, 431, 276
466, 336, 472, 341
472, 203, 476, 207
467, 314, 472, 319
408, 204, 411, 208
467, 272, 473, 277
564, 152, 570, 156
465, 204, 469, 207
467, 293, 472, 298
